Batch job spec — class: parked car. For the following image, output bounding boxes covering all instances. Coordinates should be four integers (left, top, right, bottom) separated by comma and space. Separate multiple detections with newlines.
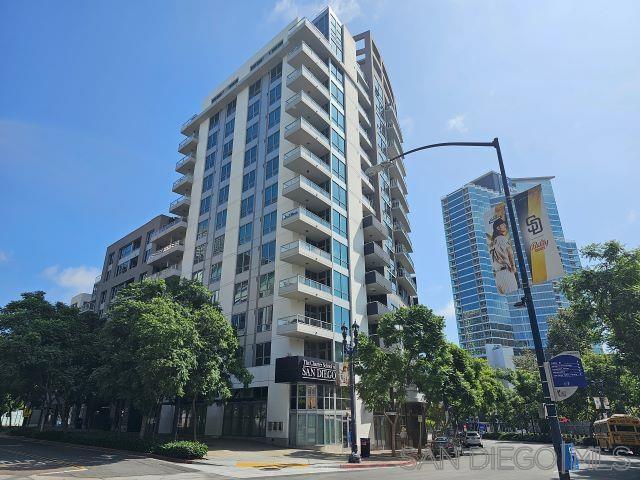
463, 430, 483, 448
433, 436, 463, 457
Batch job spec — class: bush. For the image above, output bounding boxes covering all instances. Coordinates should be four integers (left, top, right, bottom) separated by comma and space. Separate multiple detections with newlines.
153, 441, 208, 459
7, 429, 207, 459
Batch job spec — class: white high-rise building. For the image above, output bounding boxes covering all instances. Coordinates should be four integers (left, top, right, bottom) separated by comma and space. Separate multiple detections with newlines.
154, 6, 417, 447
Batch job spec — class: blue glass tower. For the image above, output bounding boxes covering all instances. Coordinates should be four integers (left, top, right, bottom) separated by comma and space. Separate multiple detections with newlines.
441, 172, 581, 357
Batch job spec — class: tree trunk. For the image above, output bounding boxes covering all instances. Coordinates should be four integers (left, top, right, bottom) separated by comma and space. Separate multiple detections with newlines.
39, 396, 50, 432
192, 396, 197, 441
139, 414, 148, 439
173, 397, 181, 441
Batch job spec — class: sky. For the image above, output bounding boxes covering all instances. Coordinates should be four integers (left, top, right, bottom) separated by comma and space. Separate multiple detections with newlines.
1, 0, 639, 342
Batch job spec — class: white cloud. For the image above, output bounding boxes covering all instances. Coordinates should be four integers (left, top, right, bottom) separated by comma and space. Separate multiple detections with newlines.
446, 114, 468, 133
270, 0, 362, 23
436, 299, 456, 321
0, 250, 8, 263
42, 265, 100, 298
627, 209, 638, 224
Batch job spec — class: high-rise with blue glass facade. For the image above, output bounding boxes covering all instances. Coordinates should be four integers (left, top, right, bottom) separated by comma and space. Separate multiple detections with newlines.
147, 7, 415, 447
442, 172, 581, 358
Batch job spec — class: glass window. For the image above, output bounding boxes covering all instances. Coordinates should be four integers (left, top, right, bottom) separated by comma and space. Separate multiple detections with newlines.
205, 152, 216, 170
249, 80, 261, 99
210, 261, 222, 282
333, 271, 349, 300
197, 219, 209, 239
268, 107, 280, 129
265, 157, 278, 179
224, 118, 235, 137
270, 63, 282, 81
331, 154, 346, 181
222, 139, 233, 159
255, 342, 271, 366
267, 131, 280, 154
233, 280, 249, 304
331, 105, 345, 132
215, 209, 227, 230
207, 131, 218, 149
334, 304, 350, 332
212, 289, 220, 303
212, 234, 225, 255
240, 195, 254, 218
269, 84, 281, 105
218, 185, 229, 204
257, 306, 273, 332
231, 313, 246, 331
259, 272, 275, 298
194, 243, 207, 264
199, 196, 211, 215
192, 269, 203, 282
236, 251, 251, 274
264, 183, 278, 206
209, 112, 220, 130
331, 129, 345, 154
244, 146, 258, 167
220, 162, 231, 181
245, 123, 259, 143
263, 211, 277, 235
226, 99, 236, 116
242, 171, 256, 192
261, 240, 276, 265
332, 210, 347, 237
332, 181, 347, 208
202, 174, 213, 192
238, 222, 253, 245
332, 239, 348, 268
330, 81, 344, 106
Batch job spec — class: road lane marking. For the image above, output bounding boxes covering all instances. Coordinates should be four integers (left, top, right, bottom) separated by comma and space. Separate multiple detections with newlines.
40, 467, 88, 475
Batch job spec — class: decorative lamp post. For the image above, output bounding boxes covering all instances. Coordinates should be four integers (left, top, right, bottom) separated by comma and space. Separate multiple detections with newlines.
342, 322, 361, 463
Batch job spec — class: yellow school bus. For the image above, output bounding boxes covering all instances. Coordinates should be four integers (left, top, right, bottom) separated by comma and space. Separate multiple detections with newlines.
593, 414, 640, 452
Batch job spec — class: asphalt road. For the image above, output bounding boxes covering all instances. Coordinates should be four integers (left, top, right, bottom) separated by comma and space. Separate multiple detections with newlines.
1, 436, 638, 480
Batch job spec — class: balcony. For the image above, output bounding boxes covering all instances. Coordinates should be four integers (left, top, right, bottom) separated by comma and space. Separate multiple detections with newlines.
364, 242, 391, 269
279, 275, 332, 306
282, 207, 332, 241
397, 270, 418, 296
358, 82, 372, 109
385, 105, 402, 142
150, 217, 187, 245
150, 264, 182, 281
395, 245, 415, 274
367, 301, 391, 322
360, 148, 373, 169
172, 174, 194, 196
175, 153, 196, 174
392, 200, 411, 233
178, 133, 198, 154
283, 175, 331, 211
358, 103, 371, 128
389, 154, 407, 180
359, 125, 373, 150
283, 145, 331, 184
169, 195, 191, 216
277, 314, 334, 340
390, 177, 408, 197
280, 240, 332, 273
284, 118, 330, 157
147, 241, 185, 266
393, 225, 413, 252
387, 119, 403, 146
365, 270, 393, 295
357, 64, 369, 90
363, 214, 388, 242
285, 91, 330, 132
361, 170, 374, 194
180, 113, 198, 136
362, 195, 375, 216
286, 64, 330, 105
286, 42, 329, 83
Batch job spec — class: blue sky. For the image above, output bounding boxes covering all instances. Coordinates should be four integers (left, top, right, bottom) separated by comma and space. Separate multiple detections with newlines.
1, 0, 638, 342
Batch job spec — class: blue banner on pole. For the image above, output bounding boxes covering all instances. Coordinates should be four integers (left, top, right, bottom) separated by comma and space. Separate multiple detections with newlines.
549, 353, 587, 388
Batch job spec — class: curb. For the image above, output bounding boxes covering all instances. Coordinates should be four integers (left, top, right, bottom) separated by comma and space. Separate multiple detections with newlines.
339, 460, 413, 468
5, 435, 199, 464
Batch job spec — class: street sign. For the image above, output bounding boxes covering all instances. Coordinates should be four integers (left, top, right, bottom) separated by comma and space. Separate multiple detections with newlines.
603, 397, 610, 410
548, 352, 587, 388
593, 397, 602, 409
417, 415, 423, 422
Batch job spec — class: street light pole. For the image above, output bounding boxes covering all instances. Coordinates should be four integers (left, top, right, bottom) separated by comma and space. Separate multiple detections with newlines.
366, 138, 570, 479
342, 322, 361, 463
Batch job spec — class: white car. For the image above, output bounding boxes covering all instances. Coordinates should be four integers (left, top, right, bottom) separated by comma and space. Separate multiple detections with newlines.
463, 431, 483, 448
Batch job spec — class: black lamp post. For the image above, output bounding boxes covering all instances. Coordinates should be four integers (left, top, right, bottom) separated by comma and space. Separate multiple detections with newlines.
366, 138, 570, 480
342, 322, 361, 463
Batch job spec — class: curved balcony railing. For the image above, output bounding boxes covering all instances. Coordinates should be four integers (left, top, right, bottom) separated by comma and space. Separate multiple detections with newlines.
282, 206, 330, 229
278, 314, 332, 331
280, 240, 331, 260
279, 275, 331, 294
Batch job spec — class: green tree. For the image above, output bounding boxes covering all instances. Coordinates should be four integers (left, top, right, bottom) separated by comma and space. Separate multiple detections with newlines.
0, 292, 80, 430
560, 241, 640, 377
95, 280, 198, 438
167, 279, 252, 440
